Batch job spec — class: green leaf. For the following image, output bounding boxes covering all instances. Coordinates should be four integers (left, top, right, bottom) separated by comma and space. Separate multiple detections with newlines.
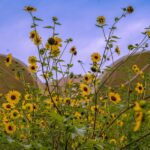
110, 26, 117, 30
43, 26, 53, 29
128, 44, 134, 50
64, 38, 73, 43
108, 43, 113, 48
109, 40, 116, 43
48, 72, 53, 77
55, 22, 61, 25
52, 66, 58, 71
57, 59, 64, 62
111, 36, 120, 39
33, 16, 43, 21
31, 23, 38, 28
95, 24, 103, 28
67, 64, 73, 68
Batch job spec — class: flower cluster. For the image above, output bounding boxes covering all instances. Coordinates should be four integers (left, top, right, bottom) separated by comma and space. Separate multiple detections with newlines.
0, 5, 149, 150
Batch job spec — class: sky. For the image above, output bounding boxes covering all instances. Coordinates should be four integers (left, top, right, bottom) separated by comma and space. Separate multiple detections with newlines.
0, 0, 150, 74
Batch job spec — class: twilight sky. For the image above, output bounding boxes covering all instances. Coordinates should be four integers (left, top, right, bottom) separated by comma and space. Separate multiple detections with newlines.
0, 0, 150, 74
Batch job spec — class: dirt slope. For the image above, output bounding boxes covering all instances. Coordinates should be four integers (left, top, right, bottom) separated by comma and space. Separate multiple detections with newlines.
0, 54, 41, 94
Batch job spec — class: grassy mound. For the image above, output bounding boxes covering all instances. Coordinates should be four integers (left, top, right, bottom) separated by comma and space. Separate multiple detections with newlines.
102, 51, 150, 88
0, 54, 41, 94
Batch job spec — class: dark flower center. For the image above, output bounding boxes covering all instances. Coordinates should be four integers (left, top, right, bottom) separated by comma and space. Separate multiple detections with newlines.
13, 112, 17, 117
33, 105, 36, 109
94, 56, 98, 59
127, 6, 134, 13
83, 87, 88, 92
99, 18, 104, 22
6, 104, 11, 108
71, 48, 75, 52
66, 99, 70, 105
31, 66, 35, 70
6, 58, 10, 62
94, 107, 98, 111
48, 38, 55, 45
111, 96, 117, 101
11, 95, 16, 100
85, 77, 88, 80
139, 86, 142, 90
30, 33, 35, 39
8, 125, 13, 131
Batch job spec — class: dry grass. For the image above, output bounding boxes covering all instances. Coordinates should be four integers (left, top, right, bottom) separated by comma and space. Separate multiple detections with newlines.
0, 54, 41, 94
102, 51, 150, 87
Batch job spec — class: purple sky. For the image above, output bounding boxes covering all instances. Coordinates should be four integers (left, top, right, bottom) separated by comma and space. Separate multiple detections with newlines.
0, 0, 150, 74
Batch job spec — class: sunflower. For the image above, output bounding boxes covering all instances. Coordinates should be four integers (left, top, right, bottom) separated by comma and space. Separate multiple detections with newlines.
34, 35, 42, 46
91, 52, 101, 63
5, 123, 16, 134
74, 112, 81, 119
132, 64, 138, 70
10, 109, 20, 119
23, 103, 33, 112
39, 120, 47, 128
96, 16, 106, 25
133, 120, 141, 132
27, 114, 32, 121
133, 102, 143, 132
108, 92, 121, 104
133, 111, 143, 132
2, 103, 14, 111
80, 84, 91, 95
109, 139, 117, 144
110, 113, 116, 119
44, 99, 53, 109
120, 135, 127, 142
115, 46, 121, 55
70, 46, 77, 55
51, 48, 60, 57
29, 30, 41, 46
117, 120, 124, 127
28, 56, 37, 65
5, 53, 12, 67
6, 90, 21, 105
133, 102, 142, 112
24, 6, 37, 12
127, 6, 134, 14
32, 103, 38, 112
24, 94, 32, 101
46, 37, 62, 51
135, 82, 144, 94
132, 65, 140, 73
147, 30, 150, 37
139, 70, 144, 79
2, 116, 9, 125
91, 105, 99, 112
83, 73, 92, 84
64, 98, 71, 105
28, 64, 38, 73
135, 111, 143, 121
30, 30, 37, 40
